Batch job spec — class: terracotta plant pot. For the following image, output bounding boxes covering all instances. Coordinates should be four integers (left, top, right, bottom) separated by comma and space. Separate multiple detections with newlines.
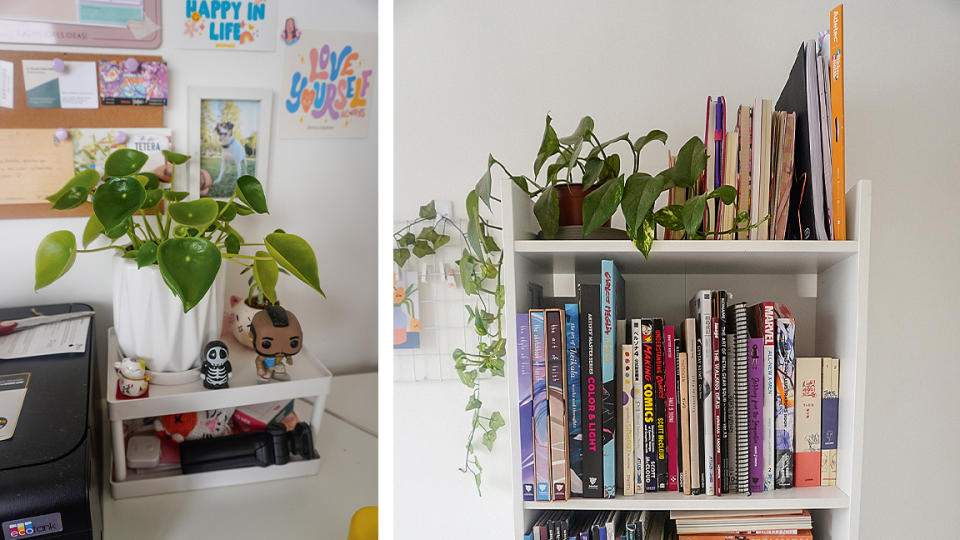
554, 184, 611, 227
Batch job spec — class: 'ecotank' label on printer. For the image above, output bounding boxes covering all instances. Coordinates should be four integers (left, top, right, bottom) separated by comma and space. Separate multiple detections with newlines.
3, 513, 62, 539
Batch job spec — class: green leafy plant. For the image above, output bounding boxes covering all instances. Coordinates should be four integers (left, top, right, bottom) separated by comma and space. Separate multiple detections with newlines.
481, 114, 768, 256
36, 148, 324, 311
394, 197, 506, 495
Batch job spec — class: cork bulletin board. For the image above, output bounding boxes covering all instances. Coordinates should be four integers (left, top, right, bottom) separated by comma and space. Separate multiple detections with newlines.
0, 51, 165, 219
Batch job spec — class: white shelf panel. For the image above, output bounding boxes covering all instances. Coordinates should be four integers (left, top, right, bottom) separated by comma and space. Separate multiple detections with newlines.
523, 486, 849, 511
106, 328, 333, 421
514, 240, 858, 275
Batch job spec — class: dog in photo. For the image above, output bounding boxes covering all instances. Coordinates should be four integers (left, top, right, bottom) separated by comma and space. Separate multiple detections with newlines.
214, 121, 248, 186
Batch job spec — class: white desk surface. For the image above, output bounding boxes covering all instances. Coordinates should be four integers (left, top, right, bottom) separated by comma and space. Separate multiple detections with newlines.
323, 372, 377, 436
103, 374, 377, 540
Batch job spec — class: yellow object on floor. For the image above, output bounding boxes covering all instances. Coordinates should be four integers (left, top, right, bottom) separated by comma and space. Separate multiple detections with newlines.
348, 506, 377, 540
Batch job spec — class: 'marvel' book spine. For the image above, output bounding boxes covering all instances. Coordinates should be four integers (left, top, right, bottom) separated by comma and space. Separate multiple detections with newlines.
654, 319, 667, 491
546, 309, 569, 501
641, 319, 657, 492
748, 337, 764, 493
665, 325, 679, 492
774, 318, 797, 489
577, 284, 603, 498
600, 259, 625, 498
762, 304, 775, 491
529, 309, 551, 500
516, 314, 535, 501
795, 357, 822, 487
821, 357, 839, 487
564, 303, 583, 495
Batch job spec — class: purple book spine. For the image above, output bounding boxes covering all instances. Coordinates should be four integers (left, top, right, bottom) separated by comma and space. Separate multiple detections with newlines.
516, 313, 535, 501
530, 310, 551, 500
748, 337, 764, 493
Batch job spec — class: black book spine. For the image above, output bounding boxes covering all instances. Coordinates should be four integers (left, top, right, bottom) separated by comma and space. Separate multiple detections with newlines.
653, 318, 667, 490
694, 314, 706, 494
718, 291, 729, 493
641, 319, 657, 492
578, 283, 603, 498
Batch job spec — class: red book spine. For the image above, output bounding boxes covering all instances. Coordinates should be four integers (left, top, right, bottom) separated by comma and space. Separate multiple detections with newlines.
665, 325, 679, 491
712, 317, 721, 496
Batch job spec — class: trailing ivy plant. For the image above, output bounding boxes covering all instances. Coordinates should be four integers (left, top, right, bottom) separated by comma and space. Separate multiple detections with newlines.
394, 196, 506, 495
479, 114, 767, 255
36, 148, 324, 311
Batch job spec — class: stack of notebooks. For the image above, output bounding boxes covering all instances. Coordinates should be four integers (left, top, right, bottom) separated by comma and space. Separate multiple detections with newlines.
673, 509, 813, 540
666, 5, 845, 242
525, 510, 669, 540
516, 260, 841, 501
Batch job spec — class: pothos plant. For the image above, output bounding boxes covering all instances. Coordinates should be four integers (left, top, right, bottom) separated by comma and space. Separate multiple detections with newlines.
478, 115, 767, 255
36, 148, 324, 311
394, 197, 506, 495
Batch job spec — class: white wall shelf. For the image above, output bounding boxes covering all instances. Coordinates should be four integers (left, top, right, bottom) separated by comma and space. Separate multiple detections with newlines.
500, 179, 871, 539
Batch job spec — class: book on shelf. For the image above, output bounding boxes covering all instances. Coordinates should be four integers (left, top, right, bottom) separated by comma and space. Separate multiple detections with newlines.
673, 509, 812, 535
526, 510, 666, 540
601, 260, 625, 499
774, 318, 797, 489
794, 357, 822, 487
566, 303, 584, 496
821, 356, 840, 486
516, 283, 841, 502
547, 308, 570, 501
829, 4, 846, 240
530, 309, 551, 500
516, 314, 535, 501
578, 283, 604, 498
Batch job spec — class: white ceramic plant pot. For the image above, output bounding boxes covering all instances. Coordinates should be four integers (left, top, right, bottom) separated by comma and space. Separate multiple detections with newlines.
112, 255, 226, 383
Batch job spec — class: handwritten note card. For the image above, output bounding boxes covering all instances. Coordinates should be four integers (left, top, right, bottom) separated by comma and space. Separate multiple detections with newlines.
0, 130, 74, 206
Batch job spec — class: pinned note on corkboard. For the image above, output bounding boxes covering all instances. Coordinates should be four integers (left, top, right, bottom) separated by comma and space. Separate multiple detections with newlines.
0, 129, 82, 219
0, 51, 164, 128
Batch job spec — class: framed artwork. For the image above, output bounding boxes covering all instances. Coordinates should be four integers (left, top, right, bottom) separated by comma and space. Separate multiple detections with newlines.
187, 86, 272, 199
393, 271, 420, 349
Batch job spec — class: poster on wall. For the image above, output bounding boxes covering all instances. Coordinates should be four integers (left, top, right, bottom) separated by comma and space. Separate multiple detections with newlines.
71, 128, 172, 177
174, 0, 277, 51
280, 30, 376, 139
393, 271, 420, 349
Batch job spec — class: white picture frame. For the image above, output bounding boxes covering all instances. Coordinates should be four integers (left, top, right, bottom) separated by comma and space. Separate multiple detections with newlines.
187, 86, 272, 200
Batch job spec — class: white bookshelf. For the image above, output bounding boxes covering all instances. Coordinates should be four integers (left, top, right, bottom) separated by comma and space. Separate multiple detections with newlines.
500, 179, 871, 539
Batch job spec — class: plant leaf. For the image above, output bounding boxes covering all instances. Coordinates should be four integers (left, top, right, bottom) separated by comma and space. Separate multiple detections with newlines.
136, 241, 158, 268
141, 189, 163, 210
681, 195, 707, 237
458, 368, 478, 388
412, 240, 434, 257
458, 251, 477, 295
224, 232, 241, 254
707, 184, 738, 205
163, 190, 189, 202
46, 168, 100, 209
169, 199, 219, 229
631, 213, 657, 258
252, 250, 279, 303
161, 150, 190, 164
138, 172, 161, 190
582, 157, 604, 190
236, 175, 268, 213
399, 232, 416, 247
104, 217, 131, 239
533, 114, 559, 177
633, 129, 668, 153
35, 231, 76, 290
558, 116, 594, 145
582, 175, 623, 237
264, 232, 324, 296
104, 149, 149, 177
418, 200, 437, 219
157, 237, 222, 312
92, 177, 146, 231
481, 429, 497, 451
418, 226, 439, 243
488, 411, 506, 430
672, 136, 707, 188
654, 205, 685, 231
465, 396, 482, 410
217, 200, 238, 222
476, 161, 492, 209
394, 248, 411, 268
533, 185, 559, 239
586, 133, 630, 160
434, 234, 450, 249
82, 214, 103, 248
621, 172, 664, 236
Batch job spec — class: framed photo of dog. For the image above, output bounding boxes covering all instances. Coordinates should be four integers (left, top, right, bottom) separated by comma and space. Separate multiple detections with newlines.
187, 87, 272, 199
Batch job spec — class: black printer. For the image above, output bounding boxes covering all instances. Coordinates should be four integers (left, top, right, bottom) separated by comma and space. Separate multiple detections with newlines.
0, 304, 101, 540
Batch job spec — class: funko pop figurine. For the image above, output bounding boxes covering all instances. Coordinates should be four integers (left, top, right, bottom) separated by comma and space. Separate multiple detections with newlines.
200, 340, 232, 389
250, 305, 302, 383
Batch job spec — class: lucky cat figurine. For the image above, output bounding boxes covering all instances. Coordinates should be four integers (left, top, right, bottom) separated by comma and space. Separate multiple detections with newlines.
229, 295, 260, 350
115, 357, 149, 397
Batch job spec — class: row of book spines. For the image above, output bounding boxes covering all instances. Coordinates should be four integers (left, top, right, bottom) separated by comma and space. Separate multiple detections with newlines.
678, 532, 813, 540
794, 356, 840, 487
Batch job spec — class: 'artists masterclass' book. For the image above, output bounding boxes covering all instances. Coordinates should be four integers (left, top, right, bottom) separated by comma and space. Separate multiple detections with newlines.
577, 284, 603, 498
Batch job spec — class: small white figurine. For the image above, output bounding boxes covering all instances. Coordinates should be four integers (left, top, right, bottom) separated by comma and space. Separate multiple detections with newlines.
115, 357, 149, 397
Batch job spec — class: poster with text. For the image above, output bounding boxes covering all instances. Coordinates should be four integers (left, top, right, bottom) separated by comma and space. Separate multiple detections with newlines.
280, 30, 376, 139
175, 0, 277, 51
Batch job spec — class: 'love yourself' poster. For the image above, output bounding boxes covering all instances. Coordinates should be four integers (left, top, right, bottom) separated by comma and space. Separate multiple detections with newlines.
280, 30, 376, 139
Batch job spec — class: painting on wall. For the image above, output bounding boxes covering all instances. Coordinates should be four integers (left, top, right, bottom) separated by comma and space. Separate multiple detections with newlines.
393, 271, 420, 349
188, 87, 272, 199
71, 128, 172, 177
174, 0, 277, 51
280, 30, 376, 139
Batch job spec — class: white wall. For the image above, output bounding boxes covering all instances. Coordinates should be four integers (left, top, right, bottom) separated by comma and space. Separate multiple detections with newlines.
0, 0, 378, 374
395, 0, 960, 537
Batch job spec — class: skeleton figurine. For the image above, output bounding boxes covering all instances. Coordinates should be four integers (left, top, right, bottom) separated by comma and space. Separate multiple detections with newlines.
200, 340, 232, 389
250, 306, 303, 383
